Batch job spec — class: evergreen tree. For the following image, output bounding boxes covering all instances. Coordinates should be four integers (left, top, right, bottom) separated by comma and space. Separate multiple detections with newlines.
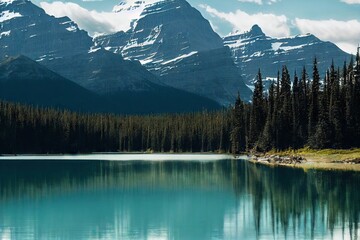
292, 72, 301, 148
249, 69, 265, 149
299, 67, 309, 142
311, 86, 331, 149
308, 58, 321, 143
277, 66, 293, 149
258, 82, 275, 151
330, 66, 343, 147
231, 94, 246, 153
354, 48, 360, 145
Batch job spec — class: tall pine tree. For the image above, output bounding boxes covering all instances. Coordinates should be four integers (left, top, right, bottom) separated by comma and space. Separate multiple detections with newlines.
249, 69, 265, 150
308, 58, 321, 143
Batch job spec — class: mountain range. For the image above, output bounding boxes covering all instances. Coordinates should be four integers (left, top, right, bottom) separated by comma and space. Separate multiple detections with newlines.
223, 25, 351, 86
95, 0, 252, 104
0, 0, 353, 113
0, 55, 220, 113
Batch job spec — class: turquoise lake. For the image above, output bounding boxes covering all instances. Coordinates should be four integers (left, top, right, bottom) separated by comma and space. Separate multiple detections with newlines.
0, 156, 359, 239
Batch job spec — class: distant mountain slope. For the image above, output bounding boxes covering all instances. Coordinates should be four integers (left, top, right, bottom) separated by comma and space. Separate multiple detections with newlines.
0, 0, 161, 94
0, 55, 108, 112
95, 0, 252, 104
0, 0, 220, 113
0, 55, 220, 114
0, 0, 170, 96
0, 0, 92, 61
224, 25, 351, 85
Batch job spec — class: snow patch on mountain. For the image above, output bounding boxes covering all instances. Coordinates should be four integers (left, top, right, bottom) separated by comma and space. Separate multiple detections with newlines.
123, 24, 162, 51
0, 10, 21, 22
272, 42, 308, 52
113, 0, 164, 13
113, 0, 166, 31
0, 30, 10, 38
271, 42, 282, 51
162, 51, 198, 65
0, 0, 17, 6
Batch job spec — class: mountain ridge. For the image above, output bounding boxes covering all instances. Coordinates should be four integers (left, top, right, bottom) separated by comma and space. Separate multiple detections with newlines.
223, 24, 351, 85
0, 55, 221, 114
95, 0, 252, 104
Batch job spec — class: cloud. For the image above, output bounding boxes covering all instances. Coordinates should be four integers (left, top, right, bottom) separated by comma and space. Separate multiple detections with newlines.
40, 1, 133, 36
237, 0, 280, 5
238, 0, 263, 5
199, 4, 290, 38
267, 0, 281, 5
340, 0, 360, 4
295, 18, 360, 54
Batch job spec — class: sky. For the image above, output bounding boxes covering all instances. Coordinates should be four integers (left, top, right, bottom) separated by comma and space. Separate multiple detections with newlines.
32, 0, 360, 54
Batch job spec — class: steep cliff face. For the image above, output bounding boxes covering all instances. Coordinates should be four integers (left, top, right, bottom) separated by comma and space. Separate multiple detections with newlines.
95, 0, 252, 104
224, 25, 351, 85
0, 0, 92, 61
0, 0, 167, 94
0, 0, 221, 113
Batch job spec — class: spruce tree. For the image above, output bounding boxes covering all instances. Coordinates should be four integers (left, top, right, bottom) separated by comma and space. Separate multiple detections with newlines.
259, 82, 275, 151
249, 69, 265, 150
231, 93, 246, 153
292, 72, 301, 148
308, 58, 320, 143
299, 67, 309, 142
278, 66, 292, 149
311, 87, 331, 149
329, 66, 343, 147
354, 48, 360, 145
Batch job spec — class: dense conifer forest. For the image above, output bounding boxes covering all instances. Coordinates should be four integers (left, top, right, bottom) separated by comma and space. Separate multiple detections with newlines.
0, 49, 359, 154
231, 49, 360, 153
0, 102, 231, 154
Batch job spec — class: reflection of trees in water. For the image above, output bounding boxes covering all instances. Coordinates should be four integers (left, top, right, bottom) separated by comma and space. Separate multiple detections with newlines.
0, 160, 359, 239
238, 162, 360, 239
0, 160, 235, 201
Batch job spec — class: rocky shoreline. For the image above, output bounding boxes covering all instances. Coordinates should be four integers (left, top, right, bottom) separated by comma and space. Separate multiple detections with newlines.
251, 154, 307, 165
244, 150, 360, 172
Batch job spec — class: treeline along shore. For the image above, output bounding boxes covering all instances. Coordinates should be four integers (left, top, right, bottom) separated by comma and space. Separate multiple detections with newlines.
0, 101, 231, 154
0, 49, 360, 156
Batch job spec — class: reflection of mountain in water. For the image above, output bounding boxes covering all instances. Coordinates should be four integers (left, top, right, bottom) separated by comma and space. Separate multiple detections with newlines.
0, 159, 359, 239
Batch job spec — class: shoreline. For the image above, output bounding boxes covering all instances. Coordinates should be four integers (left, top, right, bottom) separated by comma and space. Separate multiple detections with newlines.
249, 149, 360, 172
0, 153, 234, 161
1, 150, 360, 172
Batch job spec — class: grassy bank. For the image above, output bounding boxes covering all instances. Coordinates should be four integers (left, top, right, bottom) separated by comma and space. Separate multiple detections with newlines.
253, 148, 360, 172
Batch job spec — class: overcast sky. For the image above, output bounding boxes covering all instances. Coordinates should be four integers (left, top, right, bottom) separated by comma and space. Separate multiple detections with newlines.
33, 0, 360, 54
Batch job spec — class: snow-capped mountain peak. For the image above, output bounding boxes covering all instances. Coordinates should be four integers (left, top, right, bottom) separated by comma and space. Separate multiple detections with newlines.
223, 25, 350, 86
96, 0, 252, 104
113, 0, 179, 12
113, 0, 185, 31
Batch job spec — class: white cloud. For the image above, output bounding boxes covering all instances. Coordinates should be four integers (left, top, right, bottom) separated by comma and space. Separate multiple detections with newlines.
295, 18, 360, 54
238, 0, 263, 5
340, 0, 360, 4
40, 1, 135, 36
237, 0, 281, 5
199, 4, 290, 38
267, 0, 281, 5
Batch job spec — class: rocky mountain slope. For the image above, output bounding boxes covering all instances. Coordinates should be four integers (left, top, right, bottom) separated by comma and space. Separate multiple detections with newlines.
95, 0, 252, 104
0, 55, 221, 114
0, 0, 220, 113
224, 25, 351, 85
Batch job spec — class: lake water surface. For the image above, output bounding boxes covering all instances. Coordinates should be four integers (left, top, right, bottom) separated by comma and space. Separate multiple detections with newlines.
0, 155, 359, 240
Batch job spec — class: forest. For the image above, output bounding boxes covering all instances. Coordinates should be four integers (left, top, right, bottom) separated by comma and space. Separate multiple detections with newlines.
0, 102, 231, 154
231, 49, 360, 153
0, 50, 359, 154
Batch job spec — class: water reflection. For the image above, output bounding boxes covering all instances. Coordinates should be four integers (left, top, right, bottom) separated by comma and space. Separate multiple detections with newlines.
0, 159, 359, 239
